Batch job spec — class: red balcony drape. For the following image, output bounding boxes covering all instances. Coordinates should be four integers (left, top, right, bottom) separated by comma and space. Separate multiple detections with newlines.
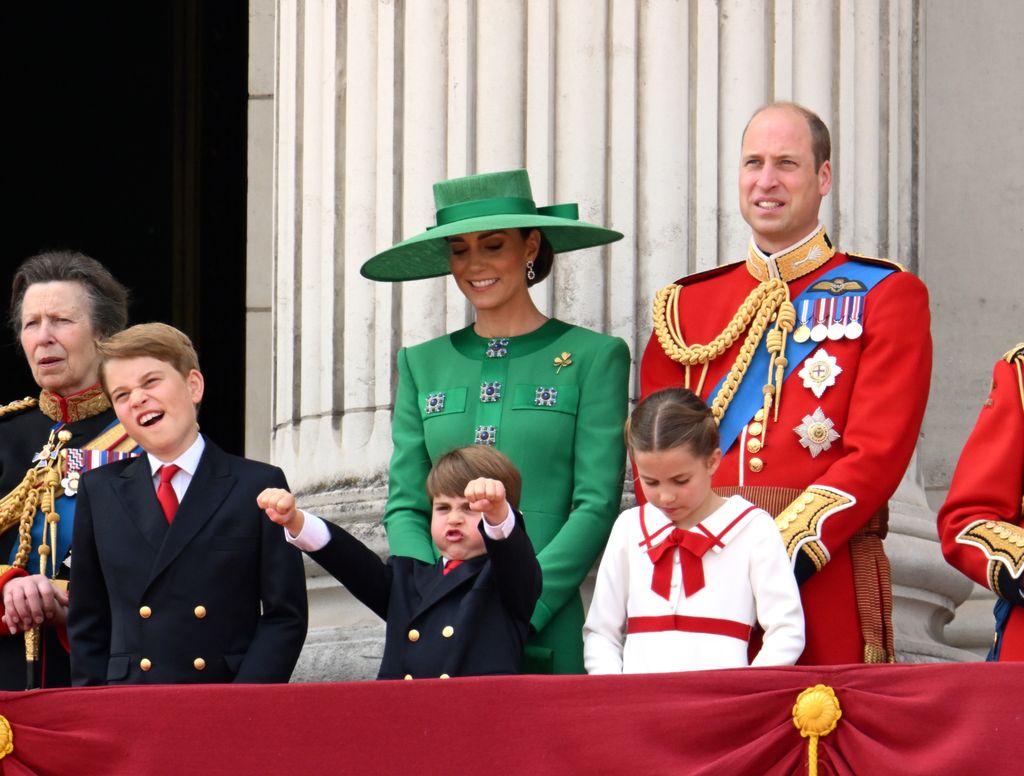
0, 662, 1019, 775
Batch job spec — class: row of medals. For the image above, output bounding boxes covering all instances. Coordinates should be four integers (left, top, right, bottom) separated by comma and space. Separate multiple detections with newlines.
792, 296, 863, 344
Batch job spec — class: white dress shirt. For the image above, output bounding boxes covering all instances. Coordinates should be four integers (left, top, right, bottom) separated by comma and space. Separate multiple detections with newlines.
584, 496, 805, 674
147, 434, 206, 503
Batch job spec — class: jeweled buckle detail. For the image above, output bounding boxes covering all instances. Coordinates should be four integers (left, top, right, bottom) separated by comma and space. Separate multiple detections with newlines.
425, 392, 446, 414
474, 425, 497, 446
480, 382, 502, 403
534, 387, 558, 407
485, 338, 510, 358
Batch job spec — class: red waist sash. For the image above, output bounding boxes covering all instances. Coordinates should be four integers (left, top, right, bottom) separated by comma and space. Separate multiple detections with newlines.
627, 615, 752, 642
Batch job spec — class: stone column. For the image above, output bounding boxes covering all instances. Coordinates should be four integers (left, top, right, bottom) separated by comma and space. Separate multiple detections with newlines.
918, 0, 1024, 658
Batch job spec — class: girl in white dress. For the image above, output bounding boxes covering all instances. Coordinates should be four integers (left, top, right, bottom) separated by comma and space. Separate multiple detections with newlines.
584, 388, 804, 673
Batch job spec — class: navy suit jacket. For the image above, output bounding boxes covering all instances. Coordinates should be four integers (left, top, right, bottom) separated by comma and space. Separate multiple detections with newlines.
310, 513, 541, 679
68, 437, 308, 685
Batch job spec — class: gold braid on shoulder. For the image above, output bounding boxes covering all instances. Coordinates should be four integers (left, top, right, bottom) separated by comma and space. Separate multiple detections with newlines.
652, 279, 796, 434
0, 397, 37, 419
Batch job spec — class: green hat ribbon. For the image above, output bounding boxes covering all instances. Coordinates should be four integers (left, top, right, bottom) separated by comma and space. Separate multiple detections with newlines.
432, 198, 580, 229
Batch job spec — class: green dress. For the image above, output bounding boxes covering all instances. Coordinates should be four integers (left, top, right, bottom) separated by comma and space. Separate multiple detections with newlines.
384, 319, 629, 673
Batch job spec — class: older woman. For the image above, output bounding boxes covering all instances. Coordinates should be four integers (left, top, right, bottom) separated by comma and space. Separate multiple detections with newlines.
0, 250, 134, 689
362, 169, 630, 673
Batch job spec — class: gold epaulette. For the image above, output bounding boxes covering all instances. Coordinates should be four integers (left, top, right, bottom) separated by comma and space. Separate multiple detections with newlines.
1002, 343, 1024, 365
0, 397, 37, 420
845, 252, 906, 272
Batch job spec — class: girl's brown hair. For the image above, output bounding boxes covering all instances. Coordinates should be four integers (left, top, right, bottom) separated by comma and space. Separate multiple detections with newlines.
625, 388, 719, 458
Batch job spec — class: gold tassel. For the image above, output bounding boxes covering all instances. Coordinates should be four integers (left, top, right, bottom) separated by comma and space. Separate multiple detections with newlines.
0, 713, 13, 759
792, 684, 842, 776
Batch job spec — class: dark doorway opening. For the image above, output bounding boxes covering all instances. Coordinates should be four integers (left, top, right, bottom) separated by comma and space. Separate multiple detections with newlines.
3, 1, 249, 454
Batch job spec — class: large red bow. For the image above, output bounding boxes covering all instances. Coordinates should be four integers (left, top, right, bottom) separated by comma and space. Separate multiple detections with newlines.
647, 528, 719, 600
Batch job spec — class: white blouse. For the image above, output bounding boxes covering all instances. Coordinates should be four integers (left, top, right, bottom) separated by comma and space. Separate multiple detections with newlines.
584, 496, 805, 674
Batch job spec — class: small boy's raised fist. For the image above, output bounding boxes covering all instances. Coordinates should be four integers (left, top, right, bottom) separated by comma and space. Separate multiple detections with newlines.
464, 477, 508, 525
257, 487, 304, 536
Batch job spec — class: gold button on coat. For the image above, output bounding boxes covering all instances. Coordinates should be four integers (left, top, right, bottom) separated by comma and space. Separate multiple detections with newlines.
749, 457, 764, 473
441, 626, 454, 639
139, 606, 152, 619
140, 658, 152, 671
408, 629, 420, 642
194, 605, 207, 619
404, 674, 413, 681
746, 438, 762, 453
754, 409, 765, 422
193, 658, 206, 670
748, 422, 764, 437
439, 674, 450, 679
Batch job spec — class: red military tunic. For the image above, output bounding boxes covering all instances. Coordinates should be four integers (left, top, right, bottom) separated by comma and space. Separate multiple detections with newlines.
640, 227, 932, 664
937, 345, 1024, 661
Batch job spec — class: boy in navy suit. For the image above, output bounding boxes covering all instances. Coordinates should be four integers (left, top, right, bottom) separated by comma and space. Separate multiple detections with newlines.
258, 445, 541, 679
68, 323, 307, 685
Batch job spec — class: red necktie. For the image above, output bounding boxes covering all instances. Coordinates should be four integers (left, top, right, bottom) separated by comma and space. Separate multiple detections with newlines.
443, 559, 463, 575
156, 464, 181, 523
647, 528, 718, 600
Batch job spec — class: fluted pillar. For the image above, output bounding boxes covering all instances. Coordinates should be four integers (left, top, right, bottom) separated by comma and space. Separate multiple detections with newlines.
249, 0, 973, 679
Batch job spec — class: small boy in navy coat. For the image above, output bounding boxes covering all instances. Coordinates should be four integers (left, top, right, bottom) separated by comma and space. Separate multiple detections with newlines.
258, 446, 541, 679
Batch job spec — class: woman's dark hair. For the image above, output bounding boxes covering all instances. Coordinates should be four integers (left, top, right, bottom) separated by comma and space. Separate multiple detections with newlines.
625, 387, 719, 458
520, 228, 554, 287
10, 250, 130, 340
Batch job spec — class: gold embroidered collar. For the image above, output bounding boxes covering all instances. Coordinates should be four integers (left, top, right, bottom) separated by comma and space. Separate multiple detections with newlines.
38, 384, 111, 423
746, 225, 836, 283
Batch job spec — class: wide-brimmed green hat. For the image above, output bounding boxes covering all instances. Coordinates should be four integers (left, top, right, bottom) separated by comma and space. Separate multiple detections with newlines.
360, 169, 623, 281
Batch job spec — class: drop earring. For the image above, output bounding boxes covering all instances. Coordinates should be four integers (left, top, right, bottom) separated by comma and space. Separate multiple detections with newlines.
526, 260, 536, 281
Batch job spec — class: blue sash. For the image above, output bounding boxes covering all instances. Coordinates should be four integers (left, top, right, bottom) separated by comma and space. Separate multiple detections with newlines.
714, 260, 897, 453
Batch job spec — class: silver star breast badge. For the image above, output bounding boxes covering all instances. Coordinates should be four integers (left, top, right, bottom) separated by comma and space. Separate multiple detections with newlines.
794, 407, 840, 457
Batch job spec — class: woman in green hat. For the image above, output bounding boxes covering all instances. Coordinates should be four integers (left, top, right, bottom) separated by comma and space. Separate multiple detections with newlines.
362, 169, 629, 674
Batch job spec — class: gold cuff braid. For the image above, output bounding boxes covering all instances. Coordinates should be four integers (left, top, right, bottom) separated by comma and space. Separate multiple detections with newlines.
775, 486, 856, 569
956, 520, 1024, 593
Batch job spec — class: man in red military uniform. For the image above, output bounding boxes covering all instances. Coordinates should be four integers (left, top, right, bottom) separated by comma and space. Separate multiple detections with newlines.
640, 102, 932, 664
937, 344, 1024, 661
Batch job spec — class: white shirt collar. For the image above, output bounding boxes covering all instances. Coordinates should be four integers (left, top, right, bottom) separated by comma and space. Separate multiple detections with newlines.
147, 434, 206, 478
